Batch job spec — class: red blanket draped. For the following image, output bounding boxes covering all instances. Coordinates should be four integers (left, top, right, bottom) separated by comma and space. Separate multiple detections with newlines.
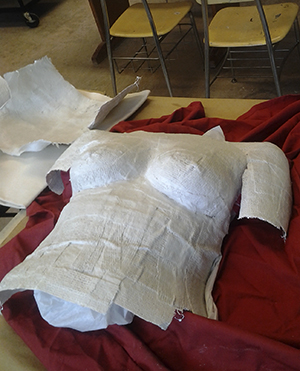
2, 95, 300, 370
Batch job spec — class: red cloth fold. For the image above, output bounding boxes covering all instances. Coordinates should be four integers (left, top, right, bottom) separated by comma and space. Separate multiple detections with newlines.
2, 95, 300, 370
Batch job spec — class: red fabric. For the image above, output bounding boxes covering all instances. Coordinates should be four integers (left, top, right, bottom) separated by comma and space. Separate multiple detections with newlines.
2, 95, 300, 370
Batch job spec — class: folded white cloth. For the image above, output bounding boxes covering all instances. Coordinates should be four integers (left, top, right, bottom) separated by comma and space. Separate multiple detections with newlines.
34, 290, 134, 332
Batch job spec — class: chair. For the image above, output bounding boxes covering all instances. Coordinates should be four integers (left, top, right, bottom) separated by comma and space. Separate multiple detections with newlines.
197, 0, 300, 97
99, 0, 203, 97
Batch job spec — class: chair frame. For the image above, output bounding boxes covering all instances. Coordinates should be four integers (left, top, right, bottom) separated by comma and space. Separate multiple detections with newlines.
100, 0, 202, 97
200, 0, 300, 98
112, 20, 198, 76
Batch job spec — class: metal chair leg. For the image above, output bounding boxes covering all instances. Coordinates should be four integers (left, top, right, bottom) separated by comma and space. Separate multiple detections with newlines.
293, 18, 300, 58
201, 0, 210, 98
141, 0, 173, 97
100, 0, 117, 96
255, 0, 281, 96
189, 10, 204, 61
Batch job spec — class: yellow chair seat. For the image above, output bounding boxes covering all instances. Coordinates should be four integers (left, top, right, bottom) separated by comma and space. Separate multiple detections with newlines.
110, 2, 193, 38
209, 2, 299, 47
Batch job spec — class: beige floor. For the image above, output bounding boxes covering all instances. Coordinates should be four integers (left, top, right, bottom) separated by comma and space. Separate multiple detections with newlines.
0, 0, 300, 99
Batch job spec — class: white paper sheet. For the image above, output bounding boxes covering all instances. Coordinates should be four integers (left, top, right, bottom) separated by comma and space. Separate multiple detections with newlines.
0, 57, 101, 156
88, 77, 142, 129
0, 57, 149, 208
0, 144, 67, 209
0, 76, 10, 109
0, 57, 149, 156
